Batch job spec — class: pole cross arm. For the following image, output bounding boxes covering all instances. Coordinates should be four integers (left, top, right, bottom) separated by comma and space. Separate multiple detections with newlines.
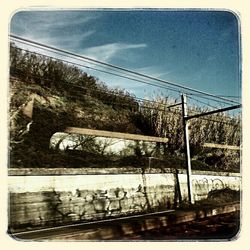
185, 104, 241, 121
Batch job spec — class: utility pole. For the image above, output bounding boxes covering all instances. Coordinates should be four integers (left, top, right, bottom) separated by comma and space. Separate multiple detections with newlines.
181, 94, 194, 204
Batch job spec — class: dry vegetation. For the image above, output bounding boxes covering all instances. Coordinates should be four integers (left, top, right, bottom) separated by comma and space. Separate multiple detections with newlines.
9, 43, 241, 172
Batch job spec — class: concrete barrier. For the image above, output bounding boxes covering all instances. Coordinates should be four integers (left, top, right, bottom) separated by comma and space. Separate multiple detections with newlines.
8, 167, 241, 230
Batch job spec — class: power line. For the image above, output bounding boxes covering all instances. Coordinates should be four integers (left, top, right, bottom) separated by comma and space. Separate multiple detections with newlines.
11, 73, 239, 126
11, 37, 240, 107
10, 34, 240, 105
187, 95, 220, 110
10, 37, 242, 124
10, 56, 240, 122
11, 37, 142, 78
188, 92, 241, 108
10, 41, 238, 107
189, 115, 240, 126
10, 73, 240, 127
189, 93, 241, 99
10, 67, 182, 113
11, 45, 183, 96
10, 38, 183, 96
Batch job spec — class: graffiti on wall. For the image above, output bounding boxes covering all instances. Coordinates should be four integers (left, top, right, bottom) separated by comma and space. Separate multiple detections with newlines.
9, 184, 174, 228
192, 177, 232, 200
8, 173, 240, 229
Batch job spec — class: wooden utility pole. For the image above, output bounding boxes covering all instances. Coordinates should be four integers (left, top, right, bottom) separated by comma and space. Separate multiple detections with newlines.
181, 94, 194, 204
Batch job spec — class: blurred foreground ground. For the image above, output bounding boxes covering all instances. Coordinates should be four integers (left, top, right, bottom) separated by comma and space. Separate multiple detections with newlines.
121, 211, 240, 240
11, 203, 240, 241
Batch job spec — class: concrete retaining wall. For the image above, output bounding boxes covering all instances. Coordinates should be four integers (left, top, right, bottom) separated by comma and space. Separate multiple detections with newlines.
8, 168, 241, 230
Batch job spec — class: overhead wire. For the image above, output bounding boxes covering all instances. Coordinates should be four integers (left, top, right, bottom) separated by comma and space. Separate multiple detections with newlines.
10, 38, 183, 94
187, 92, 239, 107
11, 71, 239, 126
189, 116, 240, 126
187, 95, 220, 110
11, 37, 145, 78
11, 44, 183, 97
188, 92, 241, 99
10, 70, 240, 126
11, 36, 240, 108
11, 39, 238, 107
10, 67, 183, 114
10, 34, 240, 106
10, 35, 242, 127
9, 35, 241, 157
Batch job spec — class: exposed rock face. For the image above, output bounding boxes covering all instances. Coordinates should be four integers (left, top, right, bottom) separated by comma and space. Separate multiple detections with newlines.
9, 77, 143, 168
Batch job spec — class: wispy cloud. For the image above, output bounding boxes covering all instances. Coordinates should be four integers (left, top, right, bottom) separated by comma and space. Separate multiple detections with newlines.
11, 12, 99, 49
81, 43, 147, 62
12, 12, 98, 34
136, 65, 172, 78
38, 30, 96, 50
33, 13, 97, 29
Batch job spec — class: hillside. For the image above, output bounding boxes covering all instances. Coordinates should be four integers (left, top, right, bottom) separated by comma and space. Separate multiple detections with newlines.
9, 43, 241, 172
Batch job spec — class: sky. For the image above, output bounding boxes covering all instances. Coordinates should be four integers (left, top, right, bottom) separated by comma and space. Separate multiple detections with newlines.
10, 10, 241, 108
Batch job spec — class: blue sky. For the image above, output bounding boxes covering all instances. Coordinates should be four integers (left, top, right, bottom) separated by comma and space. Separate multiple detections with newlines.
10, 10, 241, 107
